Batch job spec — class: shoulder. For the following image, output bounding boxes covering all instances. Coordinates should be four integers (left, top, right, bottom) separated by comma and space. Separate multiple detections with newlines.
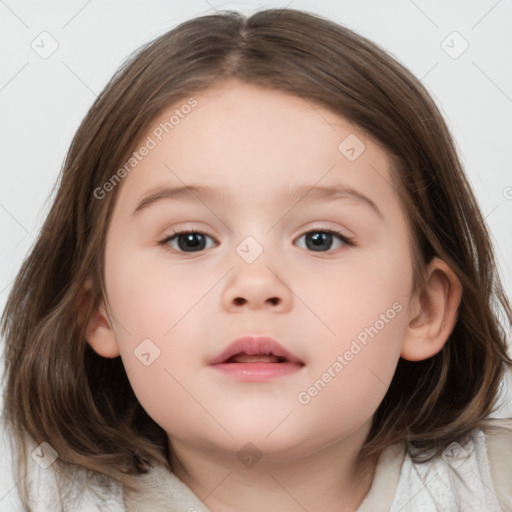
389, 422, 511, 512
124, 464, 211, 512
0, 413, 125, 511
483, 418, 512, 511
0, 414, 27, 511
0, 412, 71, 511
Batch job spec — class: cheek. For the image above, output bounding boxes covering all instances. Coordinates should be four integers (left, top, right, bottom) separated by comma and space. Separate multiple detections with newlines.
298, 239, 412, 345
296, 299, 408, 440
103, 246, 217, 429
104, 244, 212, 342
296, 240, 412, 407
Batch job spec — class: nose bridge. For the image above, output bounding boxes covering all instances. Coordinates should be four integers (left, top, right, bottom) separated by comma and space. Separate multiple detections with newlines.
221, 232, 293, 311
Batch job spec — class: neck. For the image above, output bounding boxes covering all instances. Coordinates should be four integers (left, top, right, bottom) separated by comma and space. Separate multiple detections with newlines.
169, 421, 377, 512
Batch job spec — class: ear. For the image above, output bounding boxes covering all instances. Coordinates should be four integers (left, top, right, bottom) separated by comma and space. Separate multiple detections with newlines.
80, 278, 120, 359
401, 257, 463, 361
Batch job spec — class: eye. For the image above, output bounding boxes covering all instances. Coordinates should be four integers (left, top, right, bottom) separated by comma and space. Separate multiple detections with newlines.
294, 228, 354, 253
160, 229, 216, 253
159, 227, 354, 254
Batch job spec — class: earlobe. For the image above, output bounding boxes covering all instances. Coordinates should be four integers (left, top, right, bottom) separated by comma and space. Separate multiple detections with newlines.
400, 257, 463, 362
80, 279, 120, 359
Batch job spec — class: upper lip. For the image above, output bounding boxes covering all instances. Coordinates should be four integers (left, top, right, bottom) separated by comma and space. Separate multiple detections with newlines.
208, 335, 304, 365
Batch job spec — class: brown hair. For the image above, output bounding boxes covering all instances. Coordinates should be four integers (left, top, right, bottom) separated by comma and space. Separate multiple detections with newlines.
2, 7, 511, 509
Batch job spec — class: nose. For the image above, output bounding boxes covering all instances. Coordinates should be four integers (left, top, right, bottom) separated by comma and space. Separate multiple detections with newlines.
221, 256, 293, 313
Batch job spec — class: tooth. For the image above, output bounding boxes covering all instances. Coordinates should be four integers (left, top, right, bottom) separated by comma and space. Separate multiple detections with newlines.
230, 354, 282, 363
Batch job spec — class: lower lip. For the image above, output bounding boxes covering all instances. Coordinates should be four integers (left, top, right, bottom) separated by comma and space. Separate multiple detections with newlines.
210, 362, 304, 381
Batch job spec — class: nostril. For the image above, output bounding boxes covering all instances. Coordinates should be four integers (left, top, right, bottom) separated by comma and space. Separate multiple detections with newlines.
232, 297, 280, 306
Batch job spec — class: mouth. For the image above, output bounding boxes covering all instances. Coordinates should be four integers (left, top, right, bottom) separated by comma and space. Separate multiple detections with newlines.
224, 353, 290, 364
208, 336, 305, 381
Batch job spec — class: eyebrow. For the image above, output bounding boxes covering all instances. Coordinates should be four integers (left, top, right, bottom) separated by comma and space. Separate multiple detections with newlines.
132, 183, 383, 219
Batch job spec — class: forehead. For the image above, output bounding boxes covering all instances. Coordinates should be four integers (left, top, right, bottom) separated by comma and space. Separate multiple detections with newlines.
113, 79, 400, 219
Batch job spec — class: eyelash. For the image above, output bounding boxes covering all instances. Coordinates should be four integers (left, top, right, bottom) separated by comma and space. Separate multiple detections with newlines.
158, 227, 355, 254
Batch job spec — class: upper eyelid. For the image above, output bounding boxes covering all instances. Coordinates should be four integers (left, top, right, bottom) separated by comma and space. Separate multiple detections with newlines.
161, 225, 351, 238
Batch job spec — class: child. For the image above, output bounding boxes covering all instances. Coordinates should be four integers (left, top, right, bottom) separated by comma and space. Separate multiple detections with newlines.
1, 7, 512, 512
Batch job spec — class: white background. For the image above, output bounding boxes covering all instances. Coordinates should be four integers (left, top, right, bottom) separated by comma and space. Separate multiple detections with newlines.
0, 0, 511, 414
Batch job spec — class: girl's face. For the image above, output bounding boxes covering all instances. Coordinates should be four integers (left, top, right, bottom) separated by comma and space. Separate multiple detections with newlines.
98, 79, 416, 461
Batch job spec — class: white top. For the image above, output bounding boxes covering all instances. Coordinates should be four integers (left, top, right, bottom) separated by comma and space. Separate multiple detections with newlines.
1, 419, 511, 511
